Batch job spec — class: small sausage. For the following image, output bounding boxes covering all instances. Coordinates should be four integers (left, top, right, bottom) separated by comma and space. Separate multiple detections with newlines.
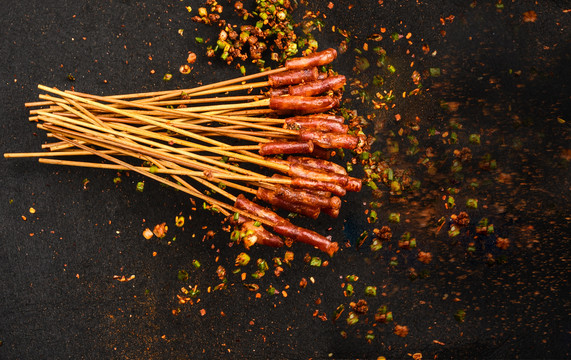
311, 145, 332, 159
290, 176, 346, 197
234, 194, 285, 225
268, 67, 319, 87
284, 117, 348, 134
270, 174, 332, 198
288, 162, 349, 187
322, 207, 340, 218
288, 75, 346, 97
298, 130, 359, 149
259, 141, 314, 156
272, 222, 339, 256
257, 187, 321, 220
272, 184, 341, 210
285, 48, 338, 70
287, 156, 347, 175
345, 177, 363, 192
269, 95, 340, 114
289, 114, 346, 124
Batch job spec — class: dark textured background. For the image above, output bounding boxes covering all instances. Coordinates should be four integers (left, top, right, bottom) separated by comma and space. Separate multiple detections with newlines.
1, 1, 569, 359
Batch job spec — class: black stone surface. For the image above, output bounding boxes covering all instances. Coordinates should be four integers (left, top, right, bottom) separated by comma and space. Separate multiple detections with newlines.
1, 1, 569, 359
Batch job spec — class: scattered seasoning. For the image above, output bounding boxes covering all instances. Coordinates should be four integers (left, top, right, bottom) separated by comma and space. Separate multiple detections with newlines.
179, 64, 192, 74
454, 309, 466, 323
175, 215, 185, 227
350, 299, 369, 314
309, 257, 322, 267
142, 228, 154, 240
333, 304, 345, 321
357, 230, 369, 247
192, 260, 201, 269
345, 275, 359, 282
153, 223, 168, 238
365, 332, 375, 343
113, 275, 135, 282
244, 283, 259, 291
346, 311, 359, 325
235, 252, 251, 266
344, 283, 354, 297
388, 212, 401, 223
394, 324, 409, 337
136, 181, 145, 192
364, 286, 377, 297
466, 199, 478, 209
177, 270, 189, 282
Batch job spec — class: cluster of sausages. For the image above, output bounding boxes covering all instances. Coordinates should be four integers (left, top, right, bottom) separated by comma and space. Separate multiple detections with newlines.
228, 49, 363, 256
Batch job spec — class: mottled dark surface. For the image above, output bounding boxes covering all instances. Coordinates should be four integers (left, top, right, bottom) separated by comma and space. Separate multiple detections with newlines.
1, 1, 569, 359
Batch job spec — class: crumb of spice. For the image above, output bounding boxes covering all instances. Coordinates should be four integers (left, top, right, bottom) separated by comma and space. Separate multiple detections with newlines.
394, 324, 409, 337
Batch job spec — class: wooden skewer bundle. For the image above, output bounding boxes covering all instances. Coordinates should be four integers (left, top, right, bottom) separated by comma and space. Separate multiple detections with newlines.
5, 49, 365, 256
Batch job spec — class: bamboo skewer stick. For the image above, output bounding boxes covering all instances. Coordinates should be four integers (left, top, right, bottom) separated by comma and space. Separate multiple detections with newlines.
51, 133, 275, 225
34, 103, 292, 174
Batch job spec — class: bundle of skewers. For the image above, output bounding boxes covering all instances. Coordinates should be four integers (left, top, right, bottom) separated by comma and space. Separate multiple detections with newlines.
5, 49, 365, 256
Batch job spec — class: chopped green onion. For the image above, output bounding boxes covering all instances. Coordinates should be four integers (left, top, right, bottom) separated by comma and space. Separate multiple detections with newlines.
136, 181, 145, 192
365, 286, 377, 296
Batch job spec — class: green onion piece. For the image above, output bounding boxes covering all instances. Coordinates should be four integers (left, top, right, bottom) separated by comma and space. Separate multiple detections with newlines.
344, 283, 354, 297
369, 210, 378, 223
346, 311, 359, 325
367, 181, 378, 190
370, 239, 383, 251
345, 275, 359, 282
136, 181, 145, 192
466, 199, 478, 209
365, 286, 377, 296
430, 68, 441, 77
388, 213, 400, 223
257, 259, 269, 272
177, 270, 189, 282
235, 252, 251, 266
469, 134, 481, 144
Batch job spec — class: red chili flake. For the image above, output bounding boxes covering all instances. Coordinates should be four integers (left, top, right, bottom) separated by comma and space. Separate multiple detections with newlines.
496, 237, 510, 250
153, 223, 168, 238
418, 251, 433, 264
394, 324, 409, 337
187, 51, 197, 64
200, 309, 206, 316
522, 10, 537, 23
